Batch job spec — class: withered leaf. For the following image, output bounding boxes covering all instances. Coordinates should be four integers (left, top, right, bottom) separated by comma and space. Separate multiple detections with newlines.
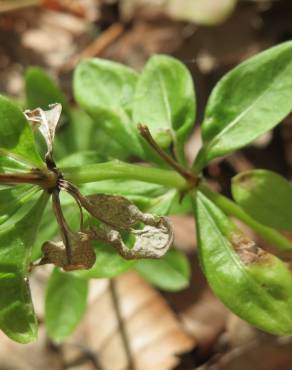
24, 103, 62, 156
40, 231, 96, 271
61, 271, 195, 370
92, 216, 173, 259
77, 193, 174, 259
81, 194, 158, 230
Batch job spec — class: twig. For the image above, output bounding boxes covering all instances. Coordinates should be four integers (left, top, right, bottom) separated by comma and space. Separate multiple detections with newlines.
138, 124, 198, 186
59, 23, 124, 74
109, 279, 135, 370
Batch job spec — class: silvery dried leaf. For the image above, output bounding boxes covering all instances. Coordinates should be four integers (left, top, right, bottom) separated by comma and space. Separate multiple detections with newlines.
81, 194, 158, 230
92, 216, 173, 259
40, 231, 96, 271
24, 103, 62, 156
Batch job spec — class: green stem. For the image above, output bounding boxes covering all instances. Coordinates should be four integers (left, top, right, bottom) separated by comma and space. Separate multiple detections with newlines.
61, 160, 188, 190
199, 184, 292, 251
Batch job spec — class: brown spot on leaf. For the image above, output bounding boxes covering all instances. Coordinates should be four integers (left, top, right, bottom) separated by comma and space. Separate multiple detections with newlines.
230, 233, 270, 265
235, 173, 256, 191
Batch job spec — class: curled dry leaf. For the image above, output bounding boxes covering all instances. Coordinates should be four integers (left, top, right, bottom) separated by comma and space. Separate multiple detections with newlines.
40, 231, 96, 271
92, 217, 173, 259
76, 192, 174, 259
24, 103, 62, 157
61, 271, 195, 370
82, 194, 159, 229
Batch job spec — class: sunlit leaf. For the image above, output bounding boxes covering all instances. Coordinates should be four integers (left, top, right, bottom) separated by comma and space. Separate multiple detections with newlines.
74, 59, 143, 158
194, 41, 292, 171
194, 190, 292, 335
133, 55, 195, 163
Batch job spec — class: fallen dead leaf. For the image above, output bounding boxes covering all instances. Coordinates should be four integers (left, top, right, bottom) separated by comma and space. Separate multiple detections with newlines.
0, 326, 63, 370
62, 271, 196, 370
170, 215, 197, 253
181, 290, 228, 356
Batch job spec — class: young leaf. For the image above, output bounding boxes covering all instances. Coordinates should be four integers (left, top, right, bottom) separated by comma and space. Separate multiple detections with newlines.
0, 96, 43, 167
25, 67, 71, 121
194, 191, 292, 335
0, 191, 49, 343
232, 169, 292, 231
54, 110, 127, 161
74, 59, 143, 157
194, 41, 292, 171
136, 248, 190, 292
133, 55, 195, 161
45, 268, 88, 342
75, 242, 135, 279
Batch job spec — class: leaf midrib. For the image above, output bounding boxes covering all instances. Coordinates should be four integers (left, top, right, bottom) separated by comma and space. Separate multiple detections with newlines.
198, 194, 292, 330
205, 59, 292, 148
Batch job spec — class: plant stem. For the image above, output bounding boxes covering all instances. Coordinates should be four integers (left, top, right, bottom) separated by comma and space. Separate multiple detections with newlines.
61, 161, 188, 190
0, 170, 57, 189
138, 124, 197, 184
199, 184, 292, 251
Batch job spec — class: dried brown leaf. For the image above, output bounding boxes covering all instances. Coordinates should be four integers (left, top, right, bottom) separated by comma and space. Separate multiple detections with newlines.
40, 231, 96, 271
24, 103, 62, 156
0, 327, 62, 370
92, 217, 173, 260
181, 290, 228, 355
83, 194, 158, 230
78, 193, 174, 259
62, 271, 195, 370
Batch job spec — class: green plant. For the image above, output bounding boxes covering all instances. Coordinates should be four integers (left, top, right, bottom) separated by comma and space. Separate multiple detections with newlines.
1, 42, 292, 343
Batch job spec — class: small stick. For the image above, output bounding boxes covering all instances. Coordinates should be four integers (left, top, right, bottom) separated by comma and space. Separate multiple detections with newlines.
59, 23, 124, 73
138, 124, 198, 186
109, 279, 135, 370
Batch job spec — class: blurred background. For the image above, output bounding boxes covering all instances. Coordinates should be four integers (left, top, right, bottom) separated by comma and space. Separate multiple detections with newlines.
1, 1, 292, 369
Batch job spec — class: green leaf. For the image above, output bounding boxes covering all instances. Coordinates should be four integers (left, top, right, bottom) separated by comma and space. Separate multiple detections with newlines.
0, 191, 49, 343
25, 67, 71, 120
74, 59, 143, 158
45, 268, 88, 342
75, 242, 135, 279
232, 169, 292, 231
194, 41, 292, 171
194, 190, 292, 335
78, 179, 169, 212
0, 185, 40, 228
0, 156, 28, 173
133, 55, 195, 162
53, 109, 129, 161
0, 96, 43, 167
136, 248, 190, 291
